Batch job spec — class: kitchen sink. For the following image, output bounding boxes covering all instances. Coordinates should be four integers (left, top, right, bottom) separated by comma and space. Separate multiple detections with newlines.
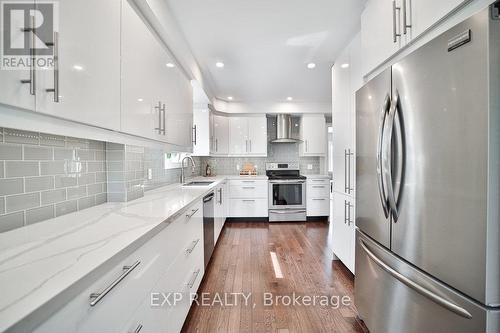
182, 181, 214, 186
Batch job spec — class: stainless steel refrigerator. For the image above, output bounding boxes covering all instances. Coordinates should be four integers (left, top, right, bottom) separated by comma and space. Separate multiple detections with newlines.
354, 4, 500, 333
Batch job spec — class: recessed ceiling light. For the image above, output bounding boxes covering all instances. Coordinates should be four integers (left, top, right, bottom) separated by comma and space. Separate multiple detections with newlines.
216, 62, 225, 68
307, 63, 316, 69
227, 96, 233, 100
137, 98, 144, 102
73, 65, 84, 71
341, 63, 350, 69
287, 97, 293, 101
166, 63, 175, 68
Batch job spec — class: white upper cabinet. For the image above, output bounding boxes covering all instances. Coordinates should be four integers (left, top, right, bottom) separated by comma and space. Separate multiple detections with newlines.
412, 0, 468, 37
300, 115, 326, 156
361, 0, 402, 76
193, 107, 210, 156
361, 0, 469, 75
212, 114, 230, 155
229, 117, 248, 155
229, 116, 267, 156
247, 116, 267, 156
121, 0, 192, 147
35, 0, 121, 131
121, 0, 162, 140
0, 0, 36, 112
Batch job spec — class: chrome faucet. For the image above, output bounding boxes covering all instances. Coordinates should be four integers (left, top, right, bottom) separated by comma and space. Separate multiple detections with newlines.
180, 156, 196, 184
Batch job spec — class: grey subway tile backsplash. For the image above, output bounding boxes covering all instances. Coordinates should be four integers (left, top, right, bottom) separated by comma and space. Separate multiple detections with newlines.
0, 144, 22, 160
26, 205, 55, 225
6, 193, 40, 213
5, 161, 39, 178
23, 146, 53, 160
41, 189, 67, 205
0, 127, 107, 232
78, 196, 95, 210
0, 178, 24, 196
55, 200, 78, 217
25, 176, 55, 192
0, 212, 25, 233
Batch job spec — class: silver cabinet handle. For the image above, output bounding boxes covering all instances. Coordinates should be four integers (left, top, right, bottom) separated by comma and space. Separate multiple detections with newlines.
249, 140, 252, 152
347, 201, 353, 226
312, 198, 326, 201
344, 200, 347, 224
347, 149, 354, 194
186, 208, 199, 219
187, 269, 201, 288
241, 180, 255, 183
242, 186, 255, 189
242, 199, 255, 202
311, 179, 326, 182
392, 0, 401, 43
215, 138, 218, 152
312, 185, 326, 189
89, 260, 141, 306
270, 209, 306, 214
192, 125, 197, 145
359, 239, 473, 319
129, 324, 143, 333
344, 149, 348, 194
154, 101, 162, 134
161, 103, 166, 135
186, 239, 200, 254
402, 0, 412, 34
45, 31, 59, 102
21, 15, 36, 95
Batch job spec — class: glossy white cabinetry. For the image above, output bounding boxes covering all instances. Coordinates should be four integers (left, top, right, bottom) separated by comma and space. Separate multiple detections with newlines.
228, 179, 268, 217
0, 0, 36, 112
31, 200, 204, 333
214, 181, 227, 242
211, 114, 230, 155
361, 0, 469, 75
300, 115, 327, 156
306, 178, 330, 217
35, 0, 121, 131
193, 107, 210, 156
331, 192, 355, 273
229, 116, 267, 156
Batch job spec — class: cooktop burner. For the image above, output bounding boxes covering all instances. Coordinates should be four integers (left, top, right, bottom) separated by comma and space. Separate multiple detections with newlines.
265, 162, 306, 180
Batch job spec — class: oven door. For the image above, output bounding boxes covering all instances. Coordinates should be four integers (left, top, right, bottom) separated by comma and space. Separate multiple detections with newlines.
268, 180, 306, 210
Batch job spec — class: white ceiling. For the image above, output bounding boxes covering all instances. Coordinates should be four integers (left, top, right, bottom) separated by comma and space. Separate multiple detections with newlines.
165, 0, 366, 104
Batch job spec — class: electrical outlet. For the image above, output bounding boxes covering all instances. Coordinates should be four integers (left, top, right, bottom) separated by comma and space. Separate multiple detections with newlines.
147, 168, 153, 180
307, 164, 313, 170
236, 164, 241, 171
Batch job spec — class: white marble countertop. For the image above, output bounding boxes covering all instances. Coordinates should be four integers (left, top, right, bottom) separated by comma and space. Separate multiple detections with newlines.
0, 176, 230, 333
304, 174, 331, 179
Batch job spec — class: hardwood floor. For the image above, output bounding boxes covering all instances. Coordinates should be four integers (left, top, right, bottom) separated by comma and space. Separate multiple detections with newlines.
181, 220, 367, 333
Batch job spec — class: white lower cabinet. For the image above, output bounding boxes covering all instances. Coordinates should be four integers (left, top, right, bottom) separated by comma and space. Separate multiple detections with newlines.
331, 192, 355, 273
214, 181, 227, 243
31, 200, 203, 333
306, 178, 330, 216
228, 179, 268, 217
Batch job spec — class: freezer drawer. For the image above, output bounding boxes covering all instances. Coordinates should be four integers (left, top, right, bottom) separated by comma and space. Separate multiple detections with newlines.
355, 230, 500, 333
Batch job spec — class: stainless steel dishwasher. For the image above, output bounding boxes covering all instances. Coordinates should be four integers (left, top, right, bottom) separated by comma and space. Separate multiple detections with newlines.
203, 192, 215, 268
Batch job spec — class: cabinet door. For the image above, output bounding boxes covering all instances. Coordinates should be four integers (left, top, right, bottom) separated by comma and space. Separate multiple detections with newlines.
301, 115, 326, 156
361, 0, 401, 75
163, 65, 193, 149
213, 114, 229, 155
35, 0, 121, 131
247, 116, 267, 156
0, 0, 36, 111
331, 192, 348, 265
121, 0, 159, 140
229, 117, 248, 155
192, 107, 210, 156
412, 0, 467, 38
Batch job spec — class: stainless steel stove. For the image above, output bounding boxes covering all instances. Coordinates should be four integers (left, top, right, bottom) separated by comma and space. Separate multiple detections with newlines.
266, 162, 307, 222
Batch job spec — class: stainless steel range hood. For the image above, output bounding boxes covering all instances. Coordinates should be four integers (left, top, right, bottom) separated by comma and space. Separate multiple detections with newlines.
271, 114, 301, 143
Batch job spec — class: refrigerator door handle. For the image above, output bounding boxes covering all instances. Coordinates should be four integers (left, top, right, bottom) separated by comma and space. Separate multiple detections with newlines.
359, 239, 473, 320
383, 91, 401, 221
377, 94, 391, 218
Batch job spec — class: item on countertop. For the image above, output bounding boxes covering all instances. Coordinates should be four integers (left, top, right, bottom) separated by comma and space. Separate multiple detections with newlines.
239, 163, 258, 176
205, 163, 213, 177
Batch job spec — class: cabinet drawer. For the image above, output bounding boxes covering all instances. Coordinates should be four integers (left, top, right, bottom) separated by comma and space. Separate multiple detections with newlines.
32, 201, 202, 333
306, 198, 329, 216
307, 184, 330, 198
307, 178, 329, 185
229, 179, 267, 187
229, 183, 267, 199
229, 198, 268, 217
